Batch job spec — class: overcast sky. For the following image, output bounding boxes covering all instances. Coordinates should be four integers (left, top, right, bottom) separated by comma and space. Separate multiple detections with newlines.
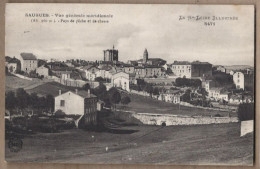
6, 4, 254, 66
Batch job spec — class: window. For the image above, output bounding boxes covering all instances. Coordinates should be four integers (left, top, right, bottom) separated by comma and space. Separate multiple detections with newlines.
60, 100, 65, 107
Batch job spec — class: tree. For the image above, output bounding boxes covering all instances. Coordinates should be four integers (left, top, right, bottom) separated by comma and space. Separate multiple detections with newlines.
38, 59, 47, 67
197, 88, 208, 100
109, 88, 121, 110
46, 94, 55, 113
82, 83, 90, 91
121, 96, 131, 105
29, 92, 39, 110
16, 88, 30, 110
6, 91, 16, 111
37, 97, 47, 111
144, 83, 153, 96
136, 79, 147, 90
93, 83, 107, 97
181, 89, 191, 102
54, 109, 66, 118
95, 77, 105, 82
153, 87, 160, 95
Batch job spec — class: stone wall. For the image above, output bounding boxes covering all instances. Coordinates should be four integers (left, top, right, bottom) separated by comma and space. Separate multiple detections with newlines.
132, 113, 238, 126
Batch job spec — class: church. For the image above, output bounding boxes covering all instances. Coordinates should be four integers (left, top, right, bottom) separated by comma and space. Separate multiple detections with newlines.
128, 48, 167, 67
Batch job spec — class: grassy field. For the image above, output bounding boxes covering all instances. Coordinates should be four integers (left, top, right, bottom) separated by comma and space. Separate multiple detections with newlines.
5, 123, 253, 165
117, 93, 236, 117
5, 75, 52, 92
26, 82, 78, 96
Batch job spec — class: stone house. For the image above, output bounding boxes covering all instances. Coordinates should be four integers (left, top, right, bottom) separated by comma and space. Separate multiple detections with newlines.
20, 53, 38, 73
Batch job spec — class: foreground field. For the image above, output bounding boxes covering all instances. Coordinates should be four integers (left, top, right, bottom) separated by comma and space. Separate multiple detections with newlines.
117, 93, 236, 117
5, 123, 253, 165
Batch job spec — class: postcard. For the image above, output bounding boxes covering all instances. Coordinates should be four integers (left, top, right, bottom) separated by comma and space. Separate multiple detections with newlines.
5, 3, 255, 165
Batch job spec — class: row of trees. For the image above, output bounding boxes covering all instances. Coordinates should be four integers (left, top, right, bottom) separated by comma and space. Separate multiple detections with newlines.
174, 77, 202, 88
6, 88, 54, 114
130, 79, 160, 96
83, 83, 131, 109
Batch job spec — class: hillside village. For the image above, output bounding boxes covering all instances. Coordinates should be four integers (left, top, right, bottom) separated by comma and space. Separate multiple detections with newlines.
6, 46, 254, 104
4, 45, 254, 130
5, 46, 255, 164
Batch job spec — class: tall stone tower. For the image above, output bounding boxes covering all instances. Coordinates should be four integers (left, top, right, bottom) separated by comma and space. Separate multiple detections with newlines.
143, 48, 148, 63
103, 45, 119, 62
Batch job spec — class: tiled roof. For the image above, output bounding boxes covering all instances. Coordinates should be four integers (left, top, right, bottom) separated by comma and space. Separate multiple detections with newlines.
172, 61, 191, 65
191, 61, 212, 65
58, 90, 97, 99
20, 53, 37, 60
82, 65, 99, 70
73, 90, 97, 98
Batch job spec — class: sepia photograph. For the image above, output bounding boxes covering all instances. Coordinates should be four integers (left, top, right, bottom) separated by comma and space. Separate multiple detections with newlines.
4, 4, 255, 165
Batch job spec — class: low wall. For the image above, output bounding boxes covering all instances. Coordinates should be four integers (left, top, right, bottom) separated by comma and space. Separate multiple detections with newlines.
11, 73, 32, 80
130, 90, 150, 97
132, 113, 238, 126
240, 120, 254, 137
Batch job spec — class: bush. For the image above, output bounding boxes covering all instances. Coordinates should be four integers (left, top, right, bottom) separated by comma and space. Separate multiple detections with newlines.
121, 96, 131, 105
175, 78, 201, 87
54, 110, 66, 118
237, 103, 254, 121
214, 114, 222, 117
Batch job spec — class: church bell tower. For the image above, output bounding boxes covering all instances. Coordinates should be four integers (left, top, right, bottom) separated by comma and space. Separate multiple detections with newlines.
143, 48, 148, 63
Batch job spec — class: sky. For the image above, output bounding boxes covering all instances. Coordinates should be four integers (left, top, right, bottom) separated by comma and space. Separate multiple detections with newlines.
5, 4, 254, 66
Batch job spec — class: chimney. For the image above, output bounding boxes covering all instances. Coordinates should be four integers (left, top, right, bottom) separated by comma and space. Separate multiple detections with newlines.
59, 90, 61, 95
75, 89, 78, 94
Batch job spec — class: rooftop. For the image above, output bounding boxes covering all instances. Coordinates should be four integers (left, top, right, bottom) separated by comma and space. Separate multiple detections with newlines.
58, 90, 97, 99
191, 61, 212, 65
20, 53, 37, 60
172, 61, 191, 65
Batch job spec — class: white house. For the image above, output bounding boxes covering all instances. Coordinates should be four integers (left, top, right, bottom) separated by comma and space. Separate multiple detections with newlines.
171, 61, 192, 78
55, 89, 98, 126
20, 53, 38, 73
36, 65, 49, 77
233, 72, 245, 90
208, 87, 228, 101
164, 93, 181, 104
112, 71, 130, 91
82, 65, 100, 81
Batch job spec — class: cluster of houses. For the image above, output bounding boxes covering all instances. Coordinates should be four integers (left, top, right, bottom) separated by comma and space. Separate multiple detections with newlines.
5, 46, 254, 126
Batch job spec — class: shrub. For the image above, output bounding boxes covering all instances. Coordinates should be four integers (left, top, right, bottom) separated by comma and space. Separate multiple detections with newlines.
121, 96, 131, 105
54, 110, 66, 118
214, 114, 222, 117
